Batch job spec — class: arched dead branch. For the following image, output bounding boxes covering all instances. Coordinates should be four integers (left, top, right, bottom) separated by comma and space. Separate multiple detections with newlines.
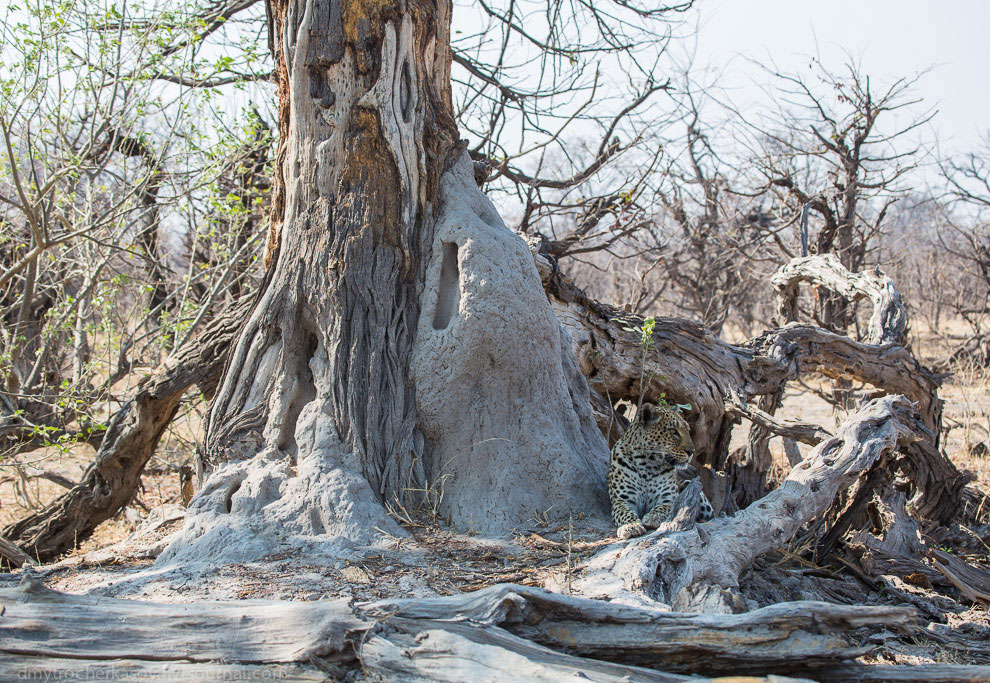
772, 254, 908, 345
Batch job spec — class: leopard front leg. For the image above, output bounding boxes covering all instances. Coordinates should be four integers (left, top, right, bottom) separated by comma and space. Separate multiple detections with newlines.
641, 501, 672, 528
608, 465, 647, 539
642, 481, 676, 528
611, 498, 647, 539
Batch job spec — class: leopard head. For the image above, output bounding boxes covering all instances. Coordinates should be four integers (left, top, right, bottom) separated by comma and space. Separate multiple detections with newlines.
633, 402, 694, 461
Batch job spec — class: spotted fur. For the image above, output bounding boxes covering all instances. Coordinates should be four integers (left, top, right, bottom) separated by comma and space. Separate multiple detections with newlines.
607, 402, 713, 539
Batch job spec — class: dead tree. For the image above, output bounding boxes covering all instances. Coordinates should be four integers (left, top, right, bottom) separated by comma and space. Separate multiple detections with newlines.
744, 62, 932, 333
649, 94, 768, 334
568, 396, 929, 610
725, 253, 917, 506
937, 135, 990, 368
537, 246, 964, 521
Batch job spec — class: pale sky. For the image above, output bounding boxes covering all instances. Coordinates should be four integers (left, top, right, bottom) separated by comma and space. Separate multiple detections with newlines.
689, 0, 990, 154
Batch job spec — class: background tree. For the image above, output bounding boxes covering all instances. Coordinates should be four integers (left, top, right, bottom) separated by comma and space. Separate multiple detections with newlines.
740, 59, 933, 335
0, 0, 269, 503
936, 134, 990, 367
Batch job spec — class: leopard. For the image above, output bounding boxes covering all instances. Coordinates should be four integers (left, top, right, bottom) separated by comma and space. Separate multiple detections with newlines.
607, 402, 714, 539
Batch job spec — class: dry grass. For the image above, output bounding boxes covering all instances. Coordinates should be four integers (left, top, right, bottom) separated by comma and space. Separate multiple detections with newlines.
0, 408, 202, 559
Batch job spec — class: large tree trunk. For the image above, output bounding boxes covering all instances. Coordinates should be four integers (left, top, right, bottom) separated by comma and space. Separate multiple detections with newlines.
163, 0, 609, 563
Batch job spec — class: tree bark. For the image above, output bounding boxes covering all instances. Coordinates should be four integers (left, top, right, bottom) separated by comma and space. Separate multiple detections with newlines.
167, 0, 610, 563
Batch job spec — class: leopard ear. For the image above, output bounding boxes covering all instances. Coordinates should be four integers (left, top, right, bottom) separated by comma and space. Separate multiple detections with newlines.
638, 403, 655, 423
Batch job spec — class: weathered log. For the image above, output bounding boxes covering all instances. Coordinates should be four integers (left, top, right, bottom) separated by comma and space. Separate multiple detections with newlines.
538, 240, 963, 521
1, 298, 251, 563
540, 248, 937, 446
0, 535, 35, 568
367, 583, 915, 675
0, 577, 910, 680
0, 580, 696, 682
359, 623, 697, 682
569, 396, 928, 611
0, 576, 365, 663
845, 494, 950, 589
541, 248, 963, 522
820, 664, 990, 682
931, 548, 990, 606
744, 325, 943, 439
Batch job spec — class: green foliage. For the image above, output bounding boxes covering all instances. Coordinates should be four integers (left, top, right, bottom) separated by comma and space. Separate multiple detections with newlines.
620, 316, 691, 412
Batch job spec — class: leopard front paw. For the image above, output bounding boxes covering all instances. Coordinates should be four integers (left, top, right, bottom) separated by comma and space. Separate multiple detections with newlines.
642, 513, 662, 528
617, 522, 647, 539
642, 506, 671, 528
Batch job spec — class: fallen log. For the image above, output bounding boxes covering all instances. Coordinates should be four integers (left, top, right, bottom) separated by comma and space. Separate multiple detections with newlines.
536, 248, 963, 521
0, 535, 35, 568
0, 297, 251, 564
360, 622, 696, 683
568, 396, 929, 612
0, 576, 915, 680
367, 583, 915, 675
0, 576, 367, 663
820, 664, 990, 682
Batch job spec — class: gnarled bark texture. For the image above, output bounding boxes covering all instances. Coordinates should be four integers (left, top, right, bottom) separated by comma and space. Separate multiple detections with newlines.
163, 0, 608, 563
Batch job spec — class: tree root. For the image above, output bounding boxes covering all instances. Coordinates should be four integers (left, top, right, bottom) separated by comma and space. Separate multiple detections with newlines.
0, 298, 252, 564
